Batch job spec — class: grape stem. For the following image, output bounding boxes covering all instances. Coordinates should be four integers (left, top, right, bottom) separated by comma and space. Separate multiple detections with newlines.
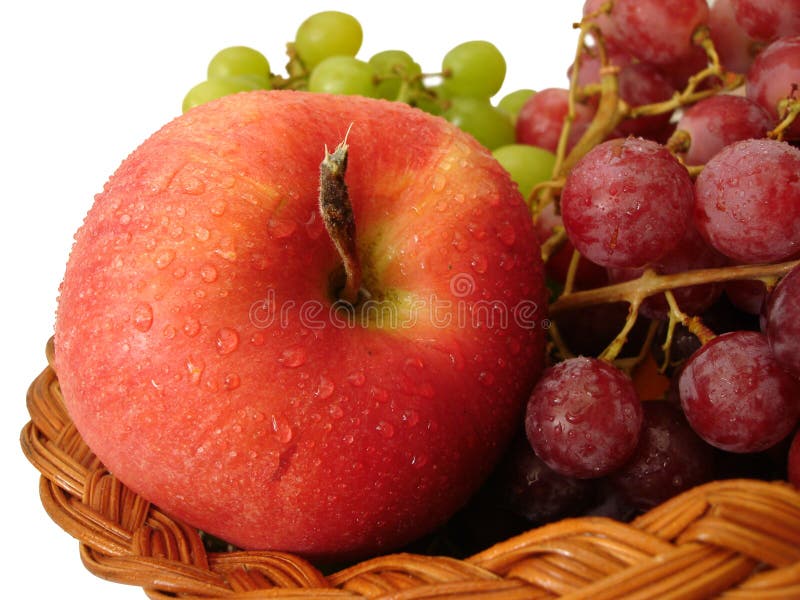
531, 20, 742, 218
549, 259, 800, 316
769, 97, 799, 141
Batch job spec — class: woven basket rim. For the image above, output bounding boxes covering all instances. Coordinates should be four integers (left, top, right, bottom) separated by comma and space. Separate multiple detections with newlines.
21, 337, 800, 599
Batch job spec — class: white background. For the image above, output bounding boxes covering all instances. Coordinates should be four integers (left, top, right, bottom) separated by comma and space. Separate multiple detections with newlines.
3, 2, 583, 598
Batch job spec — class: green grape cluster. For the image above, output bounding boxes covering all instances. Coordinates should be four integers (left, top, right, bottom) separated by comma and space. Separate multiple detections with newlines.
180, 10, 554, 190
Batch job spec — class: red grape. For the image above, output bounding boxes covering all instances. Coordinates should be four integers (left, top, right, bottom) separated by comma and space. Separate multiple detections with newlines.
611, 401, 715, 509
709, 0, 760, 73
765, 264, 800, 378
491, 435, 597, 525
561, 137, 694, 268
674, 95, 773, 166
607, 227, 728, 320
614, 63, 677, 140
525, 357, 643, 479
515, 88, 595, 153
746, 36, 800, 139
586, 0, 710, 66
678, 331, 800, 453
693, 138, 800, 263
725, 279, 768, 316
568, 44, 634, 93
730, 0, 800, 42
568, 49, 674, 139
656, 46, 712, 94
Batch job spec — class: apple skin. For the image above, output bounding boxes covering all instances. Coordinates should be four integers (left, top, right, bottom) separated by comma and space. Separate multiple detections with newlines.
55, 90, 546, 560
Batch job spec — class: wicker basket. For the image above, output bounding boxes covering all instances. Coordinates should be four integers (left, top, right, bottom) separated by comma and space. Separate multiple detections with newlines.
21, 338, 800, 599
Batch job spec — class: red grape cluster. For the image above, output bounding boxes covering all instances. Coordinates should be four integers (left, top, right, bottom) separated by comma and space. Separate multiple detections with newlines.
515, 0, 800, 531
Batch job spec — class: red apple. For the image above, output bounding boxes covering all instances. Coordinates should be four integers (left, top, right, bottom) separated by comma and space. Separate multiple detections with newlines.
54, 90, 546, 560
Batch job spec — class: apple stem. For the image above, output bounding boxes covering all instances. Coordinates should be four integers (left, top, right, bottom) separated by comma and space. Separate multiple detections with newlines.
319, 129, 362, 305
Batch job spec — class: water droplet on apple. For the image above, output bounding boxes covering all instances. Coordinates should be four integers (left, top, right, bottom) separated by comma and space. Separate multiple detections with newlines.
200, 264, 218, 283
271, 414, 294, 443
471, 254, 488, 274
210, 200, 226, 216
119, 214, 132, 225
497, 223, 516, 247
154, 250, 175, 269
402, 409, 420, 427
162, 324, 176, 339
250, 332, 265, 346
172, 266, 187, 279
216, 328, 239, 355
186, 355, 205, 384
304, 211, 324, 240
411, 454, 428, 469
342, 433, 355, 445
451, 231, 468, 252
404, 356, 424, 372
181, 175, 205, 195
347, 371, 366, 387
215, 236, 237, 262
376, 421, 394, 439
279, 346, 306, 368
269, 217, 297, 239
371, 386, 389, 403
478, 371, 495, 387
183, 317, 201, 337
329, 404, 344, 419
431, 173, 447, 191
223, 373, 241, 391
249, 253, 269, 271
499, 253, 517, 272
467, 222, 487, 240
194, 226, 210, 242
316, 376, 335, 399
133, 303, 153, 332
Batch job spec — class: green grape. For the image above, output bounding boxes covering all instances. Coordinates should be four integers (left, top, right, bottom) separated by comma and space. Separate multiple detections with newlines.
368, 50, 422, 100
492, 144, 556, 199
295, 11, 363, 70
207, 46, 271, 85
442, 41, 506, 99
444, 97, 515, 150
497, 89, 536, 124
307, 56, 378, 97
182, 76, 267, 113
413, 84, 452, 116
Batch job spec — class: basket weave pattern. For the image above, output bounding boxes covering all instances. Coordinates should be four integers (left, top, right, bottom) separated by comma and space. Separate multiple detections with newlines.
21, 339, 800, 599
